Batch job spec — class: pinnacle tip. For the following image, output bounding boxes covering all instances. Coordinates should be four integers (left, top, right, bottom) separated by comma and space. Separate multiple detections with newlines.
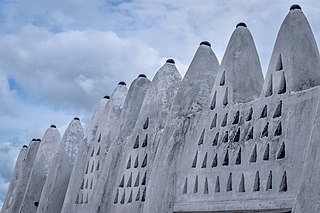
200, 41, 211, 47
290, 4, 301, 11
166, 59, 175, 64
138, 74, 147, 78
236, 22, 247, 28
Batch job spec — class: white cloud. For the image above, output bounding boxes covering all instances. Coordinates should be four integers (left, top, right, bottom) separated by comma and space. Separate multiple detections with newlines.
76, 75, 95, 94
0, 26, 163, 110
0, 73, 17, 113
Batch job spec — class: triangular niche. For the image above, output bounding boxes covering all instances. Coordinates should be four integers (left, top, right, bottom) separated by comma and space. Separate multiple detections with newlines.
191, 151, 198, 168
211, 154, 218, 168
275, 54, 283, 71
253, 171, 260, 192
221, 113, 228, 127
222, 150, 229, 166
210, 113, 217, 130
142, 134, 148, 147
133, 135, 139, 149
227, 173, 232, 191
210, 91, 217, 110
266, 171, 272, 190
263, 144, 269, 161
265, 74, 273, 97
273, 100, 282, 118
193, 175, 199, 194
279, 171, 287, 192
220, 71, 225, 86
201, 152, 208, 168
183, 177, 188, 194
278, 71, 287, 94
223, 87, 229, 106
198, 129, 205, 145
204, 177, 209, 194
239, 174, 245, 192
249, 145, 257, 163
235, 148, 241, 165
212, 132, 219, 146
215, 176, 220, 193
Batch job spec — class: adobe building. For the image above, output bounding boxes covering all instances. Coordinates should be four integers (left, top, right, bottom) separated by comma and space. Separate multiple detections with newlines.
2, 4, 320, 213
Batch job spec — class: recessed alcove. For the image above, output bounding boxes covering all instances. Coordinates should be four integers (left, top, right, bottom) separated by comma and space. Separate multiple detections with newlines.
275, 54, 283, 71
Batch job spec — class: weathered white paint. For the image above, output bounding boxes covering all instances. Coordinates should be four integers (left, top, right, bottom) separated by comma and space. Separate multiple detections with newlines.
1, 145, 28, 213
3, 4, 320, 213
88, 76, 151, 213
143, 43, 219, 213
36, 118, 84, 213
5, 139, 41, 213
61, 83, 128, 212
108, 60, 182, 213
19, 126, 61, 213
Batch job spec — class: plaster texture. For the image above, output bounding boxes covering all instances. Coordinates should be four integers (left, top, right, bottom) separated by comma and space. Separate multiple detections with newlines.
3, 140, 41, 213
143, 43, 219, 213
3, 4, 320, 213
61, 83, 128, 212
62, 76, 151, 213
36, 118, 84, 213
292, 90, 320, 213
171, 7, 320, 213
109, 61, 182, 213
1, 145, 28, 213
19, 127, 61, 213
261, 8, 320, 96
89, 76, 151, 213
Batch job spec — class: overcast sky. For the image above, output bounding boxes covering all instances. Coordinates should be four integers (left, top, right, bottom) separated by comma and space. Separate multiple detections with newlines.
1, 0, 320, 208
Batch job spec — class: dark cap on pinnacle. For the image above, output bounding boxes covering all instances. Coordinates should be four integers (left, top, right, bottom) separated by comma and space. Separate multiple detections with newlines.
118, 81, 126, 86
74, 117, 80, 121
166, 59, 175, 64
36, 139, 41, 141
290, 4, 301, 10
138, 74, 147, 78
32, 138, 36, 141
236, 22, 247, 28
50, 125, 56, 128
200, 41, 211, 47
103, 95, 110, 99
23, 145, 28, 148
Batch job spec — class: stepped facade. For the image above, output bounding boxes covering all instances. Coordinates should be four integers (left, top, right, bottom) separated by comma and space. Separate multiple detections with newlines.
2, 5, 320, 213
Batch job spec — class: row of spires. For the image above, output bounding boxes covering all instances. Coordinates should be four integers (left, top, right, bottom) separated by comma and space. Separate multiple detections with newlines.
2, 4, 319, 213
16, 1, 312, 147
20, 120, 80, 148
101, 4, 320, 107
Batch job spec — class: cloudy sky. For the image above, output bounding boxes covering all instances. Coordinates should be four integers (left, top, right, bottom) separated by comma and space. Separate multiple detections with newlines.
1, 0, 320, 208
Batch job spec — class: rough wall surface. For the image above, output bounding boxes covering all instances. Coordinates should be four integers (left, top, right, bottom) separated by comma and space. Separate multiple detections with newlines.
19, 127, 61, 213
61, 83, 128, 212
62, 76, 151, 213
4, 140, 41, 213
1, 145, 28, 213
261, 8, 320, 96
36, 119, 84, 213
292, 92, 320, 213
91, 76, 151, 213
3, 4, 320, 213
143, 43, 219, 213
109, 61, 182, 213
